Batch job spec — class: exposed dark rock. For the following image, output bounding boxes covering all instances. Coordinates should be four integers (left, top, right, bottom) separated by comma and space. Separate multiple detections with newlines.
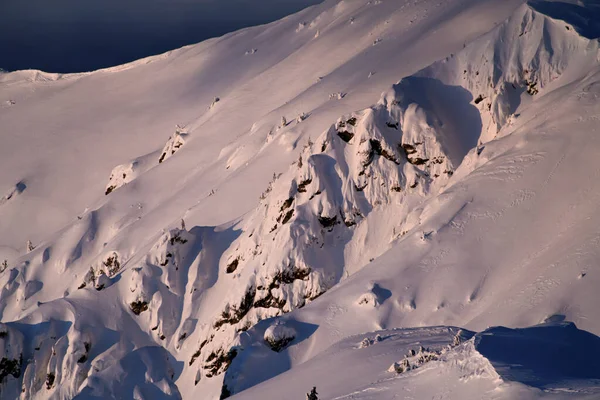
318, 215, 338, 228
525, 79, 539, 95
354, 183, 367, 192
46, 372, 55, 389
0, 356, 21, 383
130, 301, 149, 315
337, 130, 354, 143
169, 233, 188, 246
103, 253, 121, 276
189, 339, 210, 366
309, 190, 322, 200
204, 348, 238, 378
369, 139, 399, 164
281, 209, 294, 224
226, 258, 240, 274
297, 179, 312, 193
265, 335, 295, 352
280, 198, 294, 212
474, 94, 485, 104
408, 157, 428, 165
105, 185, 116, 196
213, 287, 256, 329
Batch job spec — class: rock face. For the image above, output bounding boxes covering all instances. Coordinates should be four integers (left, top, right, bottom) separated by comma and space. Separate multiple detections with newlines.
105, 162, 139, 195
0, 324, 23, 392
105, 126, 187, 195
159, 127, 187, 164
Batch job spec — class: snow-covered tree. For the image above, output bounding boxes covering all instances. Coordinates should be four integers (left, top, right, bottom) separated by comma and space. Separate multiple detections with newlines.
0, 260, 7, 273
26, 240, 35, 253
280, 116, 287, 128
306, 387, 318, 400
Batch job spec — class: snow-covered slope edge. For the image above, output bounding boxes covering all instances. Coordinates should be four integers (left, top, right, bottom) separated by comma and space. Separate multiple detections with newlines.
231, 321, 600, 400
0, 1, 599, 399
209, 2, 600, 396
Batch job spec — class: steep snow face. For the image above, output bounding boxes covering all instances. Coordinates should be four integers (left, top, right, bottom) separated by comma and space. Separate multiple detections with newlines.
209, 3, 600, 395
196, 83, 460, 388
213, 83, 459, 311
421, 0, 600, 143
219, 2, 600, 397
1, 0, 600, 399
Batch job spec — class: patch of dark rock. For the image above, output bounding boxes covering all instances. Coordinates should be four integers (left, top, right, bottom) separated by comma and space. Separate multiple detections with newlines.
105, 185, 116, 196
46, 372, 55, 389
401, 143, 418, 155
130, 301, 149, 315
169, 234, 188, 246
266, 335, 295, 352
309, 190, 322, 200
354, 183, 367, 192
0, 356, 21, 383
337, 130, 354, 143
318, 215, 338, 228
281, 209, 294, 224
226, 258, 239, 274
103, 254, 121, 276
189, 339, 209, 366
297, 179, 312, 193
204, 348, 238, 378
280, 198, 294, 212
409, 157, 428, 165
214, 288, 255, 329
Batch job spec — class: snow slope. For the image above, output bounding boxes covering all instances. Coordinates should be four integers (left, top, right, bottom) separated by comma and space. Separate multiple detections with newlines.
1, 0, 600, 398
233, 322, 600, 400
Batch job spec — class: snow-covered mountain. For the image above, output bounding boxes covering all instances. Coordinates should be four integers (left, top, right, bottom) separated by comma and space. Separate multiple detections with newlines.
1, 0, 600, 399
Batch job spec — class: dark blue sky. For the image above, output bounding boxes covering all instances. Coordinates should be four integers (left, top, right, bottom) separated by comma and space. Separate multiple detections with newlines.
0, 0, 321, 73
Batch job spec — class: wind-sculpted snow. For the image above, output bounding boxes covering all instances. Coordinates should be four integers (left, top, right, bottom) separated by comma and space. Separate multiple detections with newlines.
1, 0, 600, 399
190, 82, 460, 391
197, 3, 600, 395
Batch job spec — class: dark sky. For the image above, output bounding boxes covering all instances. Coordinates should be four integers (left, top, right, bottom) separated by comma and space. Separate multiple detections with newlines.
0, 0, 322, 73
